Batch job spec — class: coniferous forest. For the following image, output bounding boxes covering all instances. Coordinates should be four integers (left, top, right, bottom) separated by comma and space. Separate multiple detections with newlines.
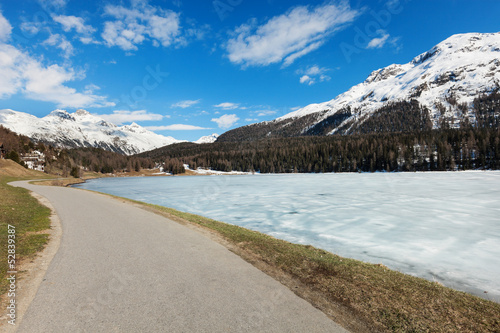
142, 128, 500, 174
141, 91, 500, 174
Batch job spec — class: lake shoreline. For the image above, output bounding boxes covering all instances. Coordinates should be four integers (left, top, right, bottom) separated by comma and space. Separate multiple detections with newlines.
73, 172, 500, 304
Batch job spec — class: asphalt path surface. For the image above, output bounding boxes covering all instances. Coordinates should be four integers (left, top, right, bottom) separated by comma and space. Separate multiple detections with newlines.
11, 181, 348, 332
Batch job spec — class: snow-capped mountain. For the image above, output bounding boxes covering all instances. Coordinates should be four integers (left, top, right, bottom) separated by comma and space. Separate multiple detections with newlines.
218, 32, 500, 141
194, 133, 219, 144
0, 109, 185, 155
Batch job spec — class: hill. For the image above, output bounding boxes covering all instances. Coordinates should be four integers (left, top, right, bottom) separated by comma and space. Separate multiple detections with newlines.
0, 159, 46, 178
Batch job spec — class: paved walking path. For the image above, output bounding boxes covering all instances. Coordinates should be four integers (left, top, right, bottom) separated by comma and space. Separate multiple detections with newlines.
11, 181, 348, 332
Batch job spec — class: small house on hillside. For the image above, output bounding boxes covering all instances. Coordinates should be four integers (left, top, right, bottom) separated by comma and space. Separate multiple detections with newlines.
0, 143, 6, 159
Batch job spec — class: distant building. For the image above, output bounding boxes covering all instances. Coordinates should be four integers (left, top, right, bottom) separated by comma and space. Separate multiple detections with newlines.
0, 143, 6, 159
21, 151, 45, 171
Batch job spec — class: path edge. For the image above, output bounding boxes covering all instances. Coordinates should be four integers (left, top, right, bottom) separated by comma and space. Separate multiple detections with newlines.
0, 183, 62, 332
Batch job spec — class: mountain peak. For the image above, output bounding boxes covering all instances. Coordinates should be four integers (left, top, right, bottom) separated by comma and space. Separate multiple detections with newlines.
219, 32, 500, 142
438, 32, 499, 49
411, 32, 500, 66
195, 133, 219, 144
47, 109, 75, 121
285, 31, 500, 120
0, 109, 186, 155
75, 109, 91, 116
121, 122, 145, 134
48, 109, 68, 115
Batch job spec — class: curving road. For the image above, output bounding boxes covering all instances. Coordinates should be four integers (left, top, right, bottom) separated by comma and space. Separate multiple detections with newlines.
11, 181, 348, 332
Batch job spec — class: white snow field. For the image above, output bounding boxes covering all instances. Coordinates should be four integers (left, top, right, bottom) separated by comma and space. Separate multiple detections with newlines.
74, 172, 500, 302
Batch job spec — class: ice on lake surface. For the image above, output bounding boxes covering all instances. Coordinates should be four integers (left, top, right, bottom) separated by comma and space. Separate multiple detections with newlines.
74, 172, 500, 302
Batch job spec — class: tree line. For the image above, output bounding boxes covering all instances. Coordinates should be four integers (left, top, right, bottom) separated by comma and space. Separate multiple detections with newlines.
55, 148, 155, 176
141, 127, 500, 174
141, 90, 500, 174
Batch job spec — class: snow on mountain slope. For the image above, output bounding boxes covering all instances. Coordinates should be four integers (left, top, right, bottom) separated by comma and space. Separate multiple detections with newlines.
194, 133, 219, 144
279, 32, 500, 132
0, 109, 185, 155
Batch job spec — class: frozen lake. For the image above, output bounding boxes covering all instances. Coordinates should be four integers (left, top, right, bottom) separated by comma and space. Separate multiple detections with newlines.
74, 172, 500, 302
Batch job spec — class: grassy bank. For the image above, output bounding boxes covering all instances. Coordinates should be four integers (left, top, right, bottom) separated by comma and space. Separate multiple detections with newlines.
0, 176, 52, 296
111, 196, 499, 333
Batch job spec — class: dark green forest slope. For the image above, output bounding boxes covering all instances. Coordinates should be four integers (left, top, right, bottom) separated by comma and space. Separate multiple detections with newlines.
141, 92, 500, 174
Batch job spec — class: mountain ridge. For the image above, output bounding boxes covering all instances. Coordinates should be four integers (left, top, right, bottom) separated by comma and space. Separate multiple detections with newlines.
218, 32, 500, 142
0, 109, 219, 154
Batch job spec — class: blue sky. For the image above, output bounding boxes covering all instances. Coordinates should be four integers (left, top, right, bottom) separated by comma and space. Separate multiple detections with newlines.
0, 0, 498, 141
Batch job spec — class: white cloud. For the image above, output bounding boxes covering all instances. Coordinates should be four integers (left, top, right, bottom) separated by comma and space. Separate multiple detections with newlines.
52, 15, 96, 35
148, 13, 180, 45
300, 75, 312, 85
214, 102, 239, 110
304, 65, 321, 76
84, 84, 100, 94
174, 20, 211, 47
79, 37, 99, 44
102, 21, 144, 51
184, 23, 210, 41
226, 3, 359, 67
0, 43, 113, 108
367, 33, 390, 49
211, 114, 239, 129
297, 65, 331, 85
0, 11, 12, 42
0, 12, 110, 108
43, 33, 74, 58
102, 1, 181, 51
20, 21, 42, 35
283, 42, 324, 67
365, 29, 401, 50
254, 110, 277, 117
0, 44, 23, 98
22, 14, 97, 48
145, 124, 210, 131
99, 110, 163, 124
37, 0, 68, 10
23, 62, 112, 108
171, 99, 200, 108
